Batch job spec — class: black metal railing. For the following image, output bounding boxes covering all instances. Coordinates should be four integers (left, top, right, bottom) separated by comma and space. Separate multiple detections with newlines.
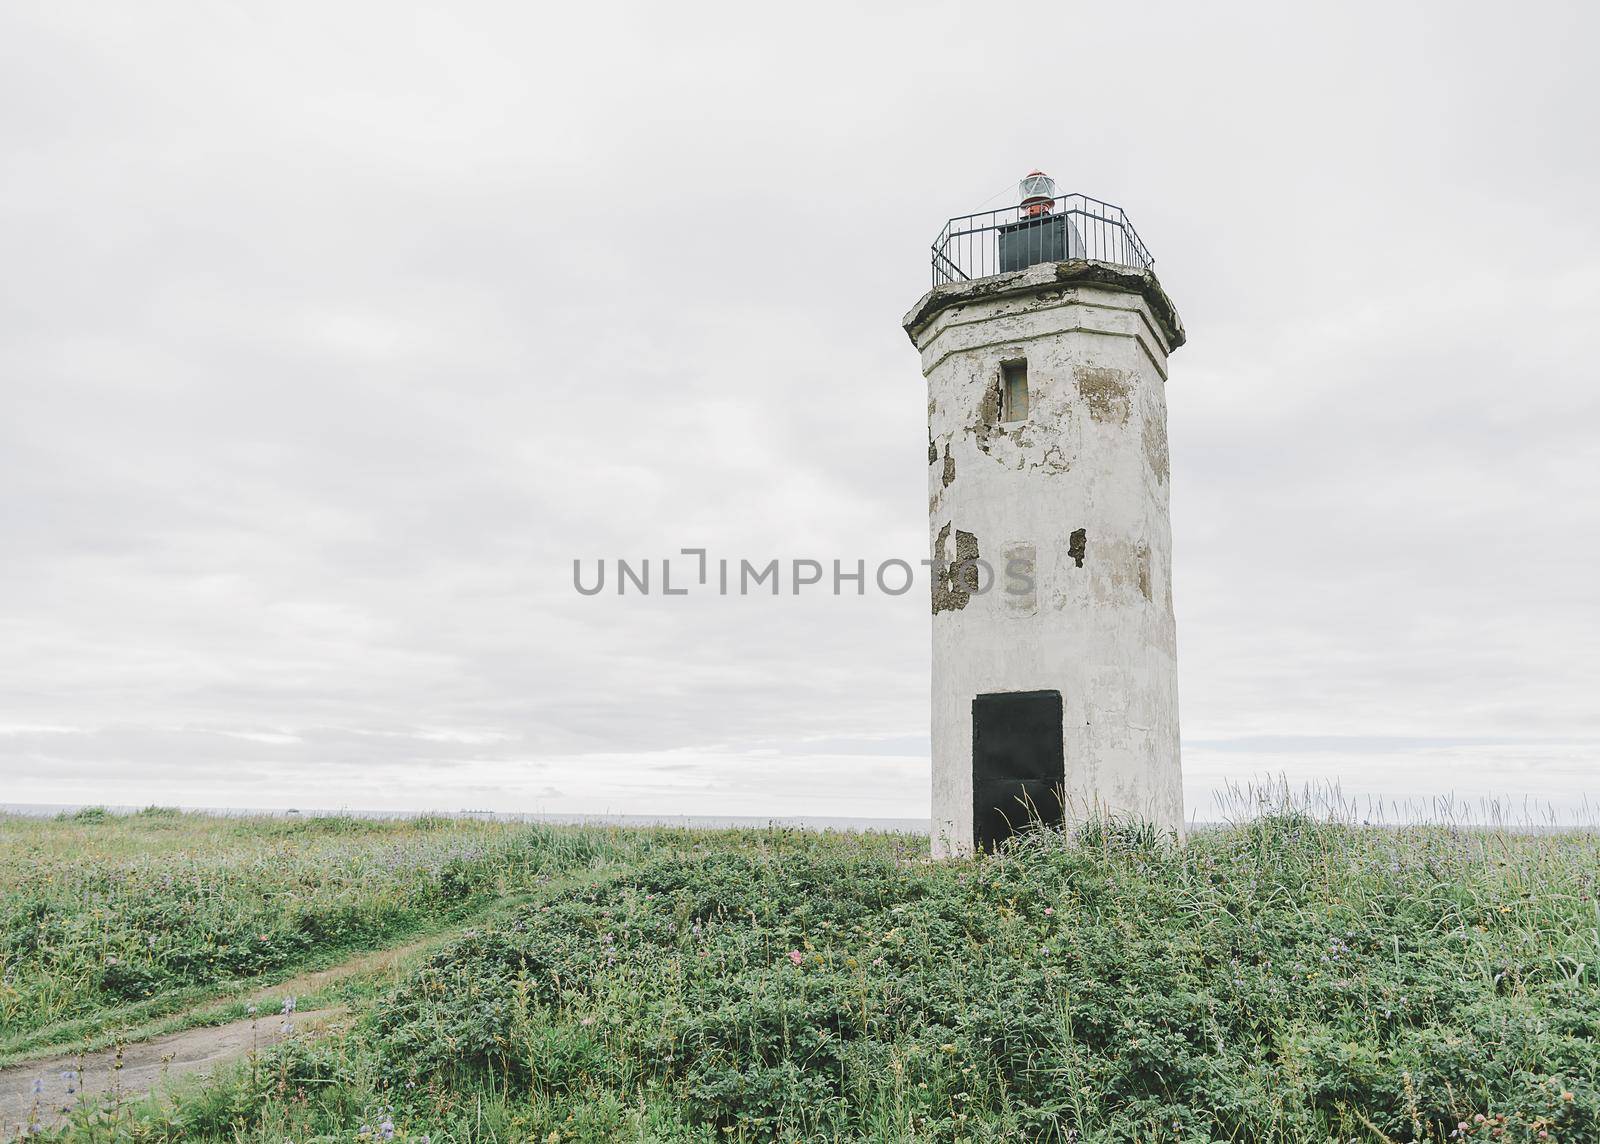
930, 193, 1154, 287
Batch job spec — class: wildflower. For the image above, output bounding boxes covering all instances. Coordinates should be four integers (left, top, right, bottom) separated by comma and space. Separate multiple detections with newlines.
788, 950, 804, 966
281, 996, 296, 1015
580, 1016, 595, 1026
1044, 907, 1054, 916
31, 1078, 42, 1095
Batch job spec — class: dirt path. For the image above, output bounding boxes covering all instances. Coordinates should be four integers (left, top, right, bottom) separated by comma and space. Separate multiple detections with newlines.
0, 1008, 344, 1134
2, 921, 458, 1072
0, 885, 579, 1133
234, 932, 436, 1008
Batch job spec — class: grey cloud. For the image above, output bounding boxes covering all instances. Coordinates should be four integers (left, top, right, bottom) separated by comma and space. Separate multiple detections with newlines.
2, 0, 1597, 817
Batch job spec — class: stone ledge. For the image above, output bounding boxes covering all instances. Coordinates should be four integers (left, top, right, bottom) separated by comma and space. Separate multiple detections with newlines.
903, 260, 1185, 353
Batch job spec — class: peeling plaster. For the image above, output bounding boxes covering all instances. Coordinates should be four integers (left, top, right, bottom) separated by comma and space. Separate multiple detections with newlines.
931, 523, 981, 614
1143, 411, 1169, 485
972, 372, 1003, 457
965, 362, 1077, 476
1076, 365, 1131, 425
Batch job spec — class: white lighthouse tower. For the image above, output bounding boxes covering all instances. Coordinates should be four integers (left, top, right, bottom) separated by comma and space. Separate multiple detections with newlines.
903, 173, 1187, 857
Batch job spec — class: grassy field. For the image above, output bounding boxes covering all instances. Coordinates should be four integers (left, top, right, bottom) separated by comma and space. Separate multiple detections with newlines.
3, 805, 1599, 1142
0, 808, 631, 1064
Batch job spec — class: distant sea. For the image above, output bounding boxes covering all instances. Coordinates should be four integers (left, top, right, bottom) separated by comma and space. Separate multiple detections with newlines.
0, 803, 930, 835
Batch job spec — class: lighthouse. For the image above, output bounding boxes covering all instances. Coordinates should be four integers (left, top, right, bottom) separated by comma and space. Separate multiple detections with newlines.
903, 173, 1186, 857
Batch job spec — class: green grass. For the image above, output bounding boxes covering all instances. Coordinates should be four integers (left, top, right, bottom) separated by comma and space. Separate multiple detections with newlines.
0, 809, 642, 1059
7, 801, 1600, 1142
0, 884, 586, 1069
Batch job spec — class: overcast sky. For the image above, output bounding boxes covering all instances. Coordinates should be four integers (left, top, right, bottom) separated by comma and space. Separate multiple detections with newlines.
2, 2, 1597, 822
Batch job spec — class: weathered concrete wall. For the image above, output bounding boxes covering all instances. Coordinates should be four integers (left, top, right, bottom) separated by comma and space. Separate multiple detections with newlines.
903, 261, 1185, 857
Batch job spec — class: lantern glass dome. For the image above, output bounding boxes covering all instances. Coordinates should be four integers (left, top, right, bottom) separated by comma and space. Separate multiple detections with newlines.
1019, 172, 1057, 202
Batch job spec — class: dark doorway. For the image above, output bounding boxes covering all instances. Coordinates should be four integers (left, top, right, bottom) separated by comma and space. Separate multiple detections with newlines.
972, 690, 1064, 852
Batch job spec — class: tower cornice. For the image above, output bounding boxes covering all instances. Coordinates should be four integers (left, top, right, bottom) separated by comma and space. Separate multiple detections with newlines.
902, 260, 1185, 354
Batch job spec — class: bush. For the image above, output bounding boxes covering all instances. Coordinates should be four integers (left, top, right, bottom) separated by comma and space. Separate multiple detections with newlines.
355, 820, 1600, 1141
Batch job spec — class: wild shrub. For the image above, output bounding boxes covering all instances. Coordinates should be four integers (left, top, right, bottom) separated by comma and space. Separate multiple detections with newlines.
357, 819, 1600, 1141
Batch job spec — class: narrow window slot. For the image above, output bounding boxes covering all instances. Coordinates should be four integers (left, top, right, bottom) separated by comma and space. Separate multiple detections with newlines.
1000, 359, 1028, 422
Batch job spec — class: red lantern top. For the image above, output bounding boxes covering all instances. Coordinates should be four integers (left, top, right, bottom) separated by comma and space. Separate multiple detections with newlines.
1019, 170, 1057, 217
